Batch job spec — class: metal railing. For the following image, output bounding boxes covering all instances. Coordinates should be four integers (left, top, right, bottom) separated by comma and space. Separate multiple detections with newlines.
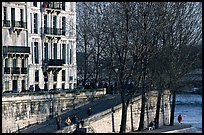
3, 20, 11, 27
41, 27, 65, 36
11, 21, 27, 28
3, 46, 30, 54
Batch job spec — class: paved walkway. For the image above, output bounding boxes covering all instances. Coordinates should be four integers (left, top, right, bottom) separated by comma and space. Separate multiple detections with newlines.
19, 94, 121, 133
131, 123, 197, 133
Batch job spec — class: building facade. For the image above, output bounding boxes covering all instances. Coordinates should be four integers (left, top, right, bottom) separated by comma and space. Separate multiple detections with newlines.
2, 2, 77, 92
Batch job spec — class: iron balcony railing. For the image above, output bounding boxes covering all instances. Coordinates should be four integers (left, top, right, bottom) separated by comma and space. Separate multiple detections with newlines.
3, 46, 30, 55
21, 68, 27, 74
47, 59, 65, 66
43, 2, 65, 10
3, 20, 11, 27
11, 67, 21, 74
41, 27, 64, 36
11, 21, 27, 29
4, 67, 10, 74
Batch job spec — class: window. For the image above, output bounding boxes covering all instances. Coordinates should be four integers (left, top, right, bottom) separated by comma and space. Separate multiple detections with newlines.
5, 59, 8, 67
5, 81, 9, 91
62, 2, 65, 10
69, 76, 73, 81
22, 59, 25, 68
69, 48, 72, 64
34, 13, 38, 34
62, 70, 65, 81
54, 72, 57, 81
44, 43, 48, 63
54, 43, 57, 60
22, 80, 26, 91
20, 9, 23, 27
62, 44, 66, 63
34, 42, 39, 64
62, 17, 66, 35
44, 15, 47, 33
11, 8, 15, 27
13, 59, 17, 68
35, 70, 39, 82
3, 7, 7, 22
33, 2, 37, 7
30, 13, 32, 33
53, 16, 57, 34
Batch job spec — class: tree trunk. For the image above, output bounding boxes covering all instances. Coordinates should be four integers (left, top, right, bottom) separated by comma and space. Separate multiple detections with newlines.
155, 90, 162, 129
138, 90, 145, 131
170, 88, 176, 126
119, 99, 129, 133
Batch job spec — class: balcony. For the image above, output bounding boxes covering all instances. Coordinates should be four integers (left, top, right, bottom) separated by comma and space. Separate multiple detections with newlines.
43, 2, 65, 11
11, 67, 21, 74
41, 27, 64, 36
11, 21, 27, 29
3, 20, 11, 27
47, 59, 65, 66
21, 68, 27, 74
4, 67, 10, 74
3, 46, 30, 55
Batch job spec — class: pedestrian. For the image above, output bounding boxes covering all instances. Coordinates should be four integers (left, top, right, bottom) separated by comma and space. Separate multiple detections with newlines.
55, 115, 61, 130
87, 107, 92, 116
178, 114, 182, 125
72, 114, 78, 124
65, 116, 71, 126
80, 120, 85, 127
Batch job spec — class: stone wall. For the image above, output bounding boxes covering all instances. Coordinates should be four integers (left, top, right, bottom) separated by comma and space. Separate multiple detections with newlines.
57, 90, 171, 133
2, 88, 106, 133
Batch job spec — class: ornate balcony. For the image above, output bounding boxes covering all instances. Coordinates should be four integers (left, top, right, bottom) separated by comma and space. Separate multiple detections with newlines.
41, 27, 63, 36
11, 21, 27, 29
4, 67, 10, 74
3, 46, 30, 55
47, 59, 65, 66
11, 67, 21, 74
21, 68, 27, 74
3, 20, 11, 27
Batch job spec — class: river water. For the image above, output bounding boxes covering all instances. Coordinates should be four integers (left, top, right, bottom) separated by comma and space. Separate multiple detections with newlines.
173, 94, 202, 133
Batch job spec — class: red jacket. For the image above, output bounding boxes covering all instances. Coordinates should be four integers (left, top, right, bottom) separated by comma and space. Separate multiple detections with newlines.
178, 115, 182, 122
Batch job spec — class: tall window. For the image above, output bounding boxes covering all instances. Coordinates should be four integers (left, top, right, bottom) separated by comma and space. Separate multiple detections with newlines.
13, 59, 17, 68
62, 70, 65, 81
34, 42, 39, 64
62, 44, 66, 63
3, 7, 7, 22
69, 48, 72, 64
11, 8, 15, 27
44, 43, 48, 63
53, 16, 57, 34
5, 59, 8, 68
22, 59, 25, 68
34, 13, 38, 34
33, 2, 37, 7
44, 15, 47, 33
35, 70, 39, 82
20, 9, 23, 27
62, 2, 65, 10
54, 43, 57, 60
62, 17, 66, 35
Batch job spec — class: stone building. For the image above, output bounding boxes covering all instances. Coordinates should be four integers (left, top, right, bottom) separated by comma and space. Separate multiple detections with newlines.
2, 2, 77, 92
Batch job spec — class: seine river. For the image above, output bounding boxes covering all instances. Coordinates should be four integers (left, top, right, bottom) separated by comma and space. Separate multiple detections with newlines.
173, 94, 202, 133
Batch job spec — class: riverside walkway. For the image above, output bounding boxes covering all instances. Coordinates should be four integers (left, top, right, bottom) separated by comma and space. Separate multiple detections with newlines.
132, 123, 201, 133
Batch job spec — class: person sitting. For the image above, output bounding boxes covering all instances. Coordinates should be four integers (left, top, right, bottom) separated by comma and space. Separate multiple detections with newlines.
65, 116, 71, 126
149, 121, 154, 130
